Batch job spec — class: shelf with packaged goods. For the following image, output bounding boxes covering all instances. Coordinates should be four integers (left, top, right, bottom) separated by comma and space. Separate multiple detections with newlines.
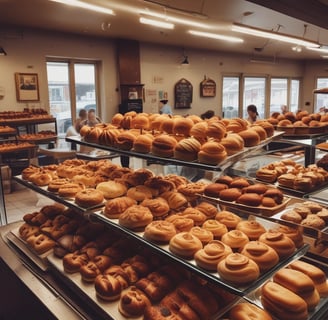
66, 130, 284, 172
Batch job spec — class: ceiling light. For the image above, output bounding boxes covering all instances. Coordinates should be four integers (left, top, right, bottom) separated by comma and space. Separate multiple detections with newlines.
0, 47, 7, 56
139, 10, 210, 29
292, 45, 302, 52
181, 55, 189, 65
232, 22, 320, 48
50, 0, 114, 15
139, 17, 174, 29
307, 46, 328, 53
189, 30, 244, 43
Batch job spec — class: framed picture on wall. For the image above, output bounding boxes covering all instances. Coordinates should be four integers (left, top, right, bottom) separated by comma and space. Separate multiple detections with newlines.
15, 72, 40, 101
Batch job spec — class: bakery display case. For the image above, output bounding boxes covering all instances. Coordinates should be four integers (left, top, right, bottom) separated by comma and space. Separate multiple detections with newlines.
1, 124, 328, 319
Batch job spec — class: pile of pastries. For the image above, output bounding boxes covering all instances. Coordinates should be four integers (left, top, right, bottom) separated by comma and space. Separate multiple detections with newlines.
0, 108, 51, 120
78, 111, 275, 165
0, 141, 35, 152
0, 125, 16, 134
18, 205, 234, 319
256, 159, 328, 191
267, 110, 328, 134
18, 130, 57, 140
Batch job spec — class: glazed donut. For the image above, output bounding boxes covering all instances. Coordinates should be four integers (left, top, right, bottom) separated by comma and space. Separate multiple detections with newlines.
169, 232, 203, 259
201, 219, 228, 239
229, 302, 273, 320
221, 230, 249, 251
94, 274, 123, 301
143, 220, 177, 243
118, 286, 151, 318
118, 205, 153, 230
58, 182, 85, 198
241, 241, 279, 273
217, 253, 260, 284
29, 172, 53, 186
259, 230, 296, 259
236, 220, 266, 240
215, 211, 242, 230
74, 188, 104, 208
194, 240, 232, 271
189, 226, 214, 245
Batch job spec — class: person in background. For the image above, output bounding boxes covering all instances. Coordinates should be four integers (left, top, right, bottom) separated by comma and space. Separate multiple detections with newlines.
80, 109, 102, 127
159, 99, 173, 115
281, 104, 288, 114
74, 109, 87, 133
246, 104, 259, 123
200, 109, 215, 120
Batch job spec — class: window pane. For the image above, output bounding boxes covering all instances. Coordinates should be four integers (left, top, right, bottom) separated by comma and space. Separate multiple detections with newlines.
222, 77, 239, 118
243, 77, 266, 119
315, 78, 328, 113
270, 78, 287, 115
290, 79, 300, 113
46, 62, 71, 136
75, 64, 97, 116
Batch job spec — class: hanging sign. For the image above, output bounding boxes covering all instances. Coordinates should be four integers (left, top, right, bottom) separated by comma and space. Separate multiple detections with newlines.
200, 76, 216, 97
174, 78, 192, 109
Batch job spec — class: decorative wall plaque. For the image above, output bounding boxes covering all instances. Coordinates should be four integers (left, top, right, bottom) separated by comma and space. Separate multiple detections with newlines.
174, 78, 192, 109
200, 76, 216, 97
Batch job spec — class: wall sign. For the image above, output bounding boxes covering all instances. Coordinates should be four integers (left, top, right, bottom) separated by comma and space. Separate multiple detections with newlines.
15, 72, 40, 101
174, 78, 192, 109
200, 76, 216, 97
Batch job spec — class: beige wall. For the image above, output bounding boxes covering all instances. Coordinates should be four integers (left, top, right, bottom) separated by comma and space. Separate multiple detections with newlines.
0, 28, 327, 121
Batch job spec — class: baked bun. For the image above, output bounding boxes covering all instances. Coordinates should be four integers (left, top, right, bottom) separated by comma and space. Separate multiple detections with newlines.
133, 134, 154, 153
217, 253, 260, 284
126, 185, 154, 202
219, 188, 242, 202
195, 201, 219, 219
220, 133, 245, 155
230, 177, 250, 189
94, 274, 123, 301
189, 226, 214, 245
241, 241, 279, 273
103, 196, 137, 219
96, 181, 127, 199
229, 302, 273, 320
236, 193, 263, 207
250, 125, 267, 140
215, 210, 242, 230
115, 131, 136, 150
204, 183, 228, 197
261, 281, 308, 320
143, 221, 176, 243
174, 137, 201, 161
236, 220, 266, 240
169, 232, 203, 259
237, 129, 260, 147
256, 168, 278, 183
242, 183, 268, 195
140, 197, 170, 218
198, 141, 227, 165
194, 240, 232, 271
274, 225, 304, 248
202, 219, 228, 239
118, 205, 153, 230
190, 121, 208, 143
221, 230, 249, 251
214, 175, 233, 186
74, 189, 104, 208
151, 134, 177, 158
172, 117, 194, 136
205, 121, 226, 140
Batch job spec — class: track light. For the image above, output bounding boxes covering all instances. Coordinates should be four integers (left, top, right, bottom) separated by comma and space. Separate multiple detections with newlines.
139, 17, 174, 29
232, 22, 320, 48
188, 30, 243, 43
0, 47, 6, 56
50, 0, 114, 15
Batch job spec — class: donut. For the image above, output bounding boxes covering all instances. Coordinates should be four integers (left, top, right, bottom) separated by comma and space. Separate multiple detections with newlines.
143, 221, 177, 243
217, 253, 260, 284
241, 241, 279, 273
169, 232, 203, 259
74, 188, 104, 208
194, 240, 232, 271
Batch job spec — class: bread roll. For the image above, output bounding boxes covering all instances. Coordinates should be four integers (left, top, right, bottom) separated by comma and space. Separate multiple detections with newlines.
174, 137, 201, 161
198, 141, 227, 165
220, 133, 244, 155
151, 134, 177, 158
133, 134, 154, 153
237, 129, 260, 147
172, 117, 194, 136
229, 302, 273, 320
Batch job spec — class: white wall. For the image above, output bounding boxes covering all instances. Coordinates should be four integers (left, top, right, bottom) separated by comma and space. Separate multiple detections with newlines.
0, 27, 327, 121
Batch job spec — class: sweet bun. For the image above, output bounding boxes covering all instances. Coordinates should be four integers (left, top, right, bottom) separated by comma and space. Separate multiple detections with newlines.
274, 225, 304, 248
236, 220, 266, 240
133, 134, 154, 153
169, 232, 203, 259
94, 274, 122, 301
256, 168, 278, 183
205, 121, 226, 140
103, 196, 137, 219
126, 185, 154, 202
151, 134, 177, 158
221, 230, 249, 251
242, 183, 268, 195
261, 281, 308, 320
190, 121, 208, 143
131, 113, 150, 129
204, 183, 228, 197
118, 205, 153, 230
195, 201, 219, 219
172, 117, 194, 136
236, 193, 263, 207
230, 177, 250, 189
96, 181, 127, 199
214, 175, 233, 186
189, 226, 214, 245
115, 131, 137, 150
237, 129, 260, 147
144, 221, 176, 243
217, 253, 260, 284
215, 211, 242, 230
74, 189, 104, 208
229, 302, 273, 320
220, 133, 244, 155
263, 188, 284, 204
174, 137, 201, 161
198, 141, 227, 165
202, 219, 228, 239
219, 188, 242, 202
250, 125, 267, 140
140, 197, 170, 218
241, 241, 279, 273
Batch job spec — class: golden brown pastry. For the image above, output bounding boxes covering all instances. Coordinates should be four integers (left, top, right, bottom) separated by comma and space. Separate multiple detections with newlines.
301, 214, 326, 229
126, 185, 154, 202
205, 120, 226, 140
174, 137, 201, 161
94, 274, 123, 301
261, 281, 308, 320
236, 193, 263, 207
281, 210, 303, 224
215, 210, 242, 230
74, 188, 104, 208
161, 191, 188, 210
96, 181, 127, 199
274, 225, 304, 248
165, 215, 194, 233
169, 232, 203, 259
236, 220, 266, 241
151, 134, 177, 158
221, 230, 249, 251
256, 168, 278, 183
229, 302, 273, 320
220, 133, 245, 155
204, 183, 228, 197
201, 219, 228, 239
118, 205, 153, 230
241, 241, 279, 273
140, 197, 170, 218
103, 196, 137, 219
195, 201, 219, 219
143, 220, 177, 243
198, 141, 227, 165
194, 240, 232, 271
237, 129, 260, 147
218, 188, 242, 202
178, 207, 207, 226
217, 253, 260, 284
189, 226, 214, 245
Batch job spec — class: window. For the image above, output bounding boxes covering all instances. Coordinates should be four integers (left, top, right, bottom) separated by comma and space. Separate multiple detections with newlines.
46, 60, 99, 136
290, 79, 300, 113
314, 78, 328, 113
222, 77, 239, 118
270, 78, 287, 115
243, 77, 266, 119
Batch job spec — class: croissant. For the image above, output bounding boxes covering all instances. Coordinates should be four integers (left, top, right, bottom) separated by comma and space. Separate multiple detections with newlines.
103, 196, 137, 219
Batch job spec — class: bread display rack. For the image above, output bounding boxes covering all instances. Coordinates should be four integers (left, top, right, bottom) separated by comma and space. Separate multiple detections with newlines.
3, 131, 328, 319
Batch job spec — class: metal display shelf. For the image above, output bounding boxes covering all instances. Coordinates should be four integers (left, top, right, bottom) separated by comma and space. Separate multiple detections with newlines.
66, 131, 284, 172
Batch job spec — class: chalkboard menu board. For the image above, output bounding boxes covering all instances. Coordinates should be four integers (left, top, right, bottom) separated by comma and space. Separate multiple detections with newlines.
175, 78, 192, 109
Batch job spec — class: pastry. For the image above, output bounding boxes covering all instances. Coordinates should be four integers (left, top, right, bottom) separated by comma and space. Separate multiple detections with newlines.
229, 302, 273, 320
204, 183, 228, 197
169, 232, 203, 259
261, 281, 308, 320
94, 274, 123, 301
151, 134, 177, 158
80, 255, 112, 282
220, 133, 244, 155
25, 233, 56, 254
195, 201, 219, 219
178, 207, 207, 226
58, 182, 85, 198
174, 137, 201, 161
217, 253, 260, 284
237, 129, 260, 147
140, 197, 170, 218
201, 219, 228, 239
62, 252, 89, 273
144, 220, 177, 243
236, 220, 266, 240
198, 141, 227, 165
221, 230, 249, 251
215, 210, 242, 230
242, 183, 268, 195
172, 117, 194, 136
205, 120, 226, 140
274, 225, 304, 248
127, 185, 155, 202
194, 240, 232, 271
189, 226, 214, 245
165, 215, 194, 233
230, 177, 250, 189
74, 188, 104, 208
236, 193, 263, 207
241, 241, 279, 273
96, 181, 127, 199
103, 196, 137, 219
119, 205, 153, 230
301, 214, 325, 229
218, 188, 242, 202
281, 210, 303, 224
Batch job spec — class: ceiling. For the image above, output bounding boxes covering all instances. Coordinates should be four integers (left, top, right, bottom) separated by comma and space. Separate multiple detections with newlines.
0, 0, 328, 61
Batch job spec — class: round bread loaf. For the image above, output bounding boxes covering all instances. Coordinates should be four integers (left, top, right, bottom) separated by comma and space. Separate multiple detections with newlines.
133, 134, 154, 153
220, 133, 245, 155
75, 189, 104, 208
198, 141, 227, 165
174, 137, 201, 161
96, 181, 127, 199
151, 134, 177, 158
237, 129, 260, 147
172, 117, 194, 136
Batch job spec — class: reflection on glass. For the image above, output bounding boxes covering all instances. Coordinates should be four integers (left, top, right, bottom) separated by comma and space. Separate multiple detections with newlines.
243, 77, 266, 119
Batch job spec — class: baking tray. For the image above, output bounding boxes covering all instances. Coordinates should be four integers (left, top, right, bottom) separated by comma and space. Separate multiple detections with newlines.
245, 256, 328, 320
199, 194, 290, 217
91, 211, 309, 296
